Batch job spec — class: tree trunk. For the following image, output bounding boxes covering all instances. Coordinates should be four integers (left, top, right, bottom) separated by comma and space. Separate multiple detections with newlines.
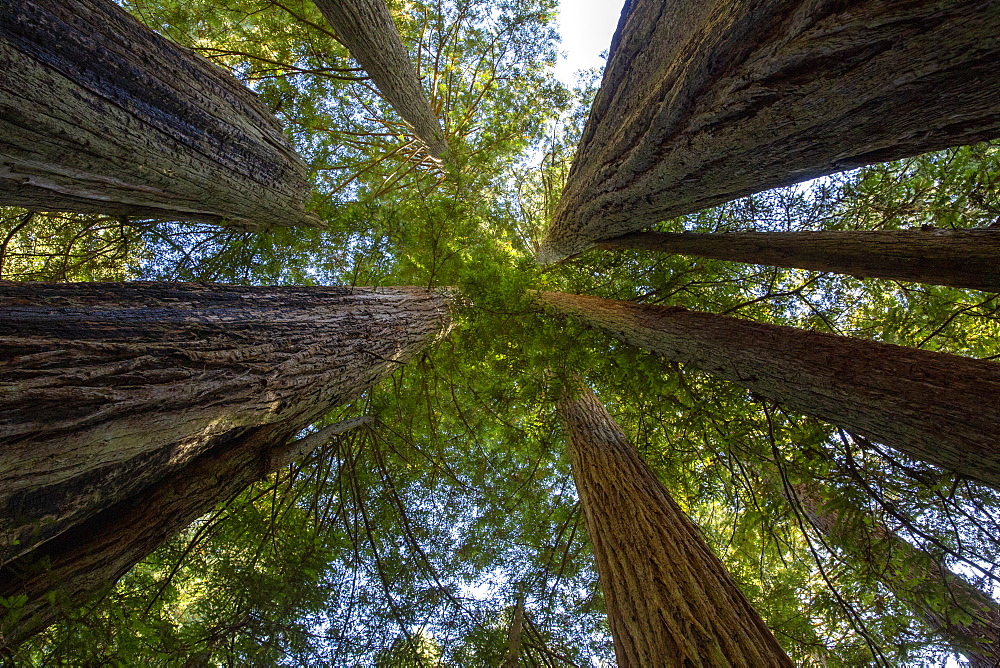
314, 0, 448, 158
0, 0, 321, 229
539, 291, 1000, 490
0, 414, 368, 651
501, 592, 525, 668
0, 282, 450, 565
539, 0, 1000, 262
597, 228, 1000, 292
557, 382, 792, 666
793, 484, 1000, 666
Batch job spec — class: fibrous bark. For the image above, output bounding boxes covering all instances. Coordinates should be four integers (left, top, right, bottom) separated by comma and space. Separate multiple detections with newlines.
0, 282, 450, 565
0, 0, 321, 229
793, 484, 1000, 667
0, 415, 368, 651
539, 0, 1000, 261
540, 292, 1000, 489
597, 228, 1000, 292
557, 382, 791, 666
314, 0, 448, 157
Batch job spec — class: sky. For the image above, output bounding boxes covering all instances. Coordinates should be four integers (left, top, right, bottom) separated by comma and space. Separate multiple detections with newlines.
553, 0, 627, 86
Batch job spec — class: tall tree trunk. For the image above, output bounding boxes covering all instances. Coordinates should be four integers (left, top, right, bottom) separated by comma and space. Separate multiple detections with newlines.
793, 484, 1000, 666
501, 592, 525, 668
314, 0, 448, 158
597, 228, 1000, 292
0, 282, 450, 565
539, 0, 1000, 262
557, 382, 792, 666
0, 0, 321, 229
0, 414, 369, 651
539, 291, 1000, 490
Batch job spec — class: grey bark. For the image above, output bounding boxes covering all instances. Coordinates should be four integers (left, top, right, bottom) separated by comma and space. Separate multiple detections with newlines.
0, 0, 322, 229
0, 282, 450, 565
539, 291, 1000, 490
793, 484, 1000, 666
314, 0, 448, 157
558, 381, 792, 666
0, 413, 370, 651
539, 0, 1000, 262
597, 228, 1000, 292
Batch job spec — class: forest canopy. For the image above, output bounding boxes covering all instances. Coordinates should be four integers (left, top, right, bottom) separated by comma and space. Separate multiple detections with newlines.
2, 0, 1000, 665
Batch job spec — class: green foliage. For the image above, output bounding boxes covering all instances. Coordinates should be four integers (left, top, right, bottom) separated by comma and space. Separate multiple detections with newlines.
7, 0, 1000, 664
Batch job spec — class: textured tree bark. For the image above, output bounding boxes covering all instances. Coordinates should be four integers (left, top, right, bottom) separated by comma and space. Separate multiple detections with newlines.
0, 282, 450, 565
793, 484, 1000, 667
597, 228, 1000, 292
557, 382, 792, 666
313, 0, 448, 158
539, 292, 1000, 490
0, 0, 321, 229
539, 0, 1000, 262
0, 415, 368, 651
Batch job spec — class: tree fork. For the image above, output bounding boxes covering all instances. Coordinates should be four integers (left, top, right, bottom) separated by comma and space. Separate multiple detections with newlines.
540, 292, 1000, 489
557, 381, 792, 666
597, 228, 1000, 292
539, 0, 1000, 261
314, 0, 448, 158
0, 282, 450, 564
0, 0, 322, 229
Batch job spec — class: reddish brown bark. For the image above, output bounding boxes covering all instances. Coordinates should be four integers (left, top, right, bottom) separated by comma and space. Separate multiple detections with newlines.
0, 282, 450, 565
540, 292, 1000, 490
540, 0, 1000, 261
558, 382, 791, 666
597, 228, 1000, 292
314, 0, 448, 157
0, 0, 321, 228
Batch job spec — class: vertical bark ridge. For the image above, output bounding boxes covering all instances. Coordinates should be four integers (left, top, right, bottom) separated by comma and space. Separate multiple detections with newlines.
597, 228, 1000, 292
793, 484, 1000, 666
539, 291, 1000, 489
558, 382, 792, 666
539, 0, 1000, 261
313, 0, 448, 158
0, 0, 321, 228
0, 282, 450, 564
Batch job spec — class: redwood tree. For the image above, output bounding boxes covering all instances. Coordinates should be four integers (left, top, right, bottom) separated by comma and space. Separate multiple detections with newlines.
557, 381, 792, 666
540, 291, 1000, 490
597, 228, 1000, 292
792, 483, 1000, 666
0, 282, 450, 566
0, 416, 368, 650
0, 0, 321, 229
314, 0, 448, 157
539, 0, 1000, 261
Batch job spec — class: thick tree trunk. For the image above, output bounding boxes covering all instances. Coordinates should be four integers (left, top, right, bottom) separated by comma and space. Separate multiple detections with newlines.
314, 0, 448, 158
597, 228, 1000, 292
0, 0, 321, 229
539, 292, 1000, 490
794, 484, 1000, 666
539, 0, 1000, 262
0, 282, 450, 565
557, 382, 792, 666
0, 415, 368, 651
